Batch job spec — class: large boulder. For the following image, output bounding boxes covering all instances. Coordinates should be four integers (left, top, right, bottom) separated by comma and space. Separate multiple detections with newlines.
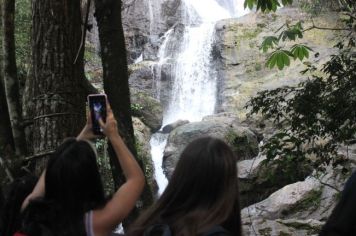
131, 91, 163, 132
162, 119, 189, 134
162, 113, 259, 178
238, 154, 313, 208
241, 177, 322, 221
243, 218, 324, 236
240, 166, 352, 235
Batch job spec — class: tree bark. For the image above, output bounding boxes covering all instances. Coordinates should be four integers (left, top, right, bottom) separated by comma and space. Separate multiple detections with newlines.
94, 0, 153, 227
94, 0, 136, 159
0, 77, 14, 156
0, 0, 15, 156
2, 0, 26, 156
30, 0, 86, 171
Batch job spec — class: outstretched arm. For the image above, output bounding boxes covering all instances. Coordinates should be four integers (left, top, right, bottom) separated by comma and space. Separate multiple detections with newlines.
93, 103, 145, 235
21, 171, 45, 211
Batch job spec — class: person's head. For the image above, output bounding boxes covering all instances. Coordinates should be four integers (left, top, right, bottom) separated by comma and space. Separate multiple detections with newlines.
0, 175, 38, 236
21, 138, 106, 236
129, 136, 241, 236
45, 138, 105, 214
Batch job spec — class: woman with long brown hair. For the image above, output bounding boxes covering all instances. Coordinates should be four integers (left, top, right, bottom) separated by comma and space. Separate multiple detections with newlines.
128, 137, 242, 236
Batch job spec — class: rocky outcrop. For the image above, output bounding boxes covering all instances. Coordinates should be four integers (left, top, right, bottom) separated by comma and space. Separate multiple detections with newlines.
243, 218, 324, 236
242, 177, 322, 221
162, 113, 259, 178
132, 117, 159, 200
131, 90, 163, 132
238, 154, 313, 208
162, 119, 189, 133
213, 7, 342, 118
241, 165, 351, 235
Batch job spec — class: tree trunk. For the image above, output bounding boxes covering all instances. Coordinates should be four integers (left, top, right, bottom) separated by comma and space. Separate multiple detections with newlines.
30, 0, 86, 171
94, 0, 153, 227
0, 0, 14, 157
0, 77, 14, 156
2, 0, 26, 156
94, 0, 136, 159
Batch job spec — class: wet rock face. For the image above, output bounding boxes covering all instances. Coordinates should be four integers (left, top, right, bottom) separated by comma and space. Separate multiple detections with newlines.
132, 117, 158, 195
128, 61, 173, 111
162, 113, 259, 178
122, 0, 186, 63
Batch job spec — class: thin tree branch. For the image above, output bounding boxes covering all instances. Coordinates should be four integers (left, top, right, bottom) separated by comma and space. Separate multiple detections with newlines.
303, 19, 350, 32
74, 0, 92, 64
275, 23, 286, 33
24, 150, 56, 161
318, 180, 341, 193
303, 25, 350, 32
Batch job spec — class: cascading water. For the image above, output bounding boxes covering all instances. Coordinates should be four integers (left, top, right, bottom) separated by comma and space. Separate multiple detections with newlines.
150, 0, 249, 195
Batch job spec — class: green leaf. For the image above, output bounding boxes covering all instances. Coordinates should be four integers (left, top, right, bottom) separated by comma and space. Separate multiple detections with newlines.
260, 36, 279, 52
255, 0, 280, 12
278, 22, 304, 42
244, 0, 256, 9
290, 44, 313, 61
244, 0, 293, 12
266, 50, 293, 70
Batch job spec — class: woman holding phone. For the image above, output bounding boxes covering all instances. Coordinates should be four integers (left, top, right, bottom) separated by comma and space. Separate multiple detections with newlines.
20, 99, 145, 236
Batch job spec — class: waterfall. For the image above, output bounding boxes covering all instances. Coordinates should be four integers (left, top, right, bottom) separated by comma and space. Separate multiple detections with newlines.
150, 0, 249, 195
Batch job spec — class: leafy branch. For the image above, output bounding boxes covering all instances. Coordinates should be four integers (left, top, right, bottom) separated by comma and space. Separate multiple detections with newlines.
245, 0, 355, 70
260, 21, 313, 70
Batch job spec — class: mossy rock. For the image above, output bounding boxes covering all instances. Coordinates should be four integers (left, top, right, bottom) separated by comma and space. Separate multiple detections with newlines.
131, 91, 163, 132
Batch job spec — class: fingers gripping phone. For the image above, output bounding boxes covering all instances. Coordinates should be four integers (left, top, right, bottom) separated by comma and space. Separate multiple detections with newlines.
88, 94, 107, 135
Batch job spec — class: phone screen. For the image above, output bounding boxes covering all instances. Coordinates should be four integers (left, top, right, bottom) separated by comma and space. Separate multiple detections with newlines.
88, 94, 107, 135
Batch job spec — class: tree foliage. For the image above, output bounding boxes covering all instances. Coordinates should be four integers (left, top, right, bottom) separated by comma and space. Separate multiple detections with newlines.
244, 0, 293, 12
246, 0, 356, 172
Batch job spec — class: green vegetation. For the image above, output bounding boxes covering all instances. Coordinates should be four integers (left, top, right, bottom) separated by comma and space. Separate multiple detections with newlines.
131, 103, 144, 113
261, 21, 312, 70
259, 227, 272, 236
279, 220, 322, 234
95, 139, 115, 195
246, 0, 356, 175
244, 0, 293, 12
15, 0, 31, 80
225, 129, 258, 160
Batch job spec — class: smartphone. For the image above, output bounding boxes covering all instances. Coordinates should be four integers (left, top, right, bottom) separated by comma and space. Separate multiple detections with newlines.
87, 94, 107, 135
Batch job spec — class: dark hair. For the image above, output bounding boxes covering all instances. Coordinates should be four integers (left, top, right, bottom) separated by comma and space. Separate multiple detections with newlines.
319, 171, 356, 236
129, 137, 242, 236
0, 185, 3, 231
22, 138, 106, 236
0, 175, 38, 236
